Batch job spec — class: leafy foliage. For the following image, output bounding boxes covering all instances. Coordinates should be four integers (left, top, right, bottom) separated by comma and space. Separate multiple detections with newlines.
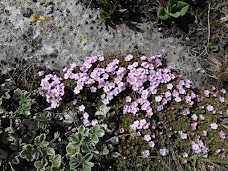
157, 0, 189, 20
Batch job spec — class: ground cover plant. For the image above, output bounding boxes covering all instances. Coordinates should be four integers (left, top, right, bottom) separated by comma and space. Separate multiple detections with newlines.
0, 53, 227, 171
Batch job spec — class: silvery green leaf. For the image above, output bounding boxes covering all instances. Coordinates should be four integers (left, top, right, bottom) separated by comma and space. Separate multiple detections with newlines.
47, 147, 55, 156
111, 152, 122, 158
95, 104, 111, 117
100, 145, 109, 155
50, 154, 61, 168
100, 124, 113, 133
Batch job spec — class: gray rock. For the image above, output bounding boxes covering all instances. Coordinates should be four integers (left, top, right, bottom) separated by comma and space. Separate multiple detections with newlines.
0, 0, 205, 87
20, 7, 33, 17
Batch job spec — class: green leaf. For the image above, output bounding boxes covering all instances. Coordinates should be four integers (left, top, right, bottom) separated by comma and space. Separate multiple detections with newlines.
83, 153, 93, 162
70, 133, 81, 144
10, 138, 22, 151
34, 158, 47, 170
12, 155, 20, 164
100, 145, 109, 155
95, 129, 105, 137
157, 7, 169, 20
69, 157, 80, 168
84, 161, 94, 168
78, 125, 85, 134
221, 124, 228, 130
177, 1, 189, 16
168, 11, 181, 18
50, 154, 61, 168
208, 43, 219, 52
79, 126, 89, 137
169, 0, 178, 6
20, 144, 35, 161
99, 0, 108, 5
66, 143, 80, 157
47, 147, 55, 156
81, 166, 92, 171
91, 135, 99, 144
77, 153, 84, 163
13, 88, 22, 101
81, 145, 90, 153
35, 134, 49, 147
95, 104, 111, 118
91, 125, 100, 134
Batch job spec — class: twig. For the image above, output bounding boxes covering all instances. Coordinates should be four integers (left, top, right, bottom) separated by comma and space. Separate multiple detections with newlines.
8, 162, 16, 171
207, 2, 211, 49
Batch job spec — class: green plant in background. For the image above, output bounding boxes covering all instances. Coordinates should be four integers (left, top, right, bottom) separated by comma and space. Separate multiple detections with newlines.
157, 0, 189, 20
19, 133, 61, 171
66, 125, 109, 171
97, 0, 129, 24
208, 42, 219, 52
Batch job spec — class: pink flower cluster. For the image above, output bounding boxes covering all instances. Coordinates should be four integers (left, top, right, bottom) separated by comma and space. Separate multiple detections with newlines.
39, 54, 227, 163
160, 148, 169, 156
130, 119, 150, 131
80, 106, 98, 127
64, 56, 127, 105
191, 139, 209, 158
39, 74, 65, 108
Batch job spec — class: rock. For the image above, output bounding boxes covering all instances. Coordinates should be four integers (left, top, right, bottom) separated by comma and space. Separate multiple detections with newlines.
20, 7, 33, 17
0, 3, 5, 14
46, 5, 54, 15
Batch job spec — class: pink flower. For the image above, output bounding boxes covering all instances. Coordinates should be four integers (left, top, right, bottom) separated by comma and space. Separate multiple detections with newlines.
220, 89, 226, 94
167, 83, 173, 90
219, 97, 225, 103
91, 119, 98, 126
191, 122, 198, 130
157, 105, 164, 111
125, 96, 132, 102
125, 54, 133, 61
148, 141, 155, 148
220, 130, 226, 139
182, 108, 190, 116
73, 99, 77, 105
140, 56, 147, 61
210, 123, 218, 130
174, 96, 182, 102
83, 112, 89, 119
202, 130, 207, 137
216, 149, 221, 154
160, 148, 169, 156
90, 86, 97, 92
155, 95, 162, 102
144, 134, 151, 142
191, 114, 198, 121
141, 150, 150, 158
38, 71, 45, 76
79, 105, 85, 112
191, 142, 200, 153
98, 56, 104, 61
206, 105, 214, 112
119, 128, 124, 133
165, 91, 172, 98
83, 119, 90, 126
182, 152, 188, 158
111, 136, 119, 144
199, 114, 205, 120
207, 165, 215, 171
204, 90, 210, 97
179, 131, 188, 139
